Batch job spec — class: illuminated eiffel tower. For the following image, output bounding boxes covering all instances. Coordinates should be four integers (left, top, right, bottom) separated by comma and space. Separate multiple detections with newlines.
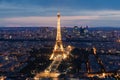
34, 12, 70, 79
44, 12, 67, 73
50, 12, 66, 60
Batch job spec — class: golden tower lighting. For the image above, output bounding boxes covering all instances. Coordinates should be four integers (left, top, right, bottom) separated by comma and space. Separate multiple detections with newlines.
50, 12, 66, 60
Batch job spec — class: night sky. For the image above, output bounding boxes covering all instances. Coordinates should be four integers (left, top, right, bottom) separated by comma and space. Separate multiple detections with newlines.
0, 0, 120, 27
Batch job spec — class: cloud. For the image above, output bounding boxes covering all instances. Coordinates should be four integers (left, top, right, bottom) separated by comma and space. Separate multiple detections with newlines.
0, 0, 120, 27
1, 10, 120, 27
0, 0, 120, 18
1, 0, 120, 10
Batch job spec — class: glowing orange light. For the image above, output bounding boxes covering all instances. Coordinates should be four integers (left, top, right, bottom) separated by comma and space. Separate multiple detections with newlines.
93, 47, 97, 55
63, 54, 67, 59
117, 39, 120, 42
50, 54, 54, 60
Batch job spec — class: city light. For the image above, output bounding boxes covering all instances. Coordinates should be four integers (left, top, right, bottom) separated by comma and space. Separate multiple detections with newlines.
0, 11, 119, 80
117, 39, 120, 42
0, 76, 6, 80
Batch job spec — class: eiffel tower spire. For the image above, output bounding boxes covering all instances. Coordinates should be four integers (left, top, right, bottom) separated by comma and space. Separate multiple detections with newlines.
50, 12, 66, 60
56, 12, 62, 41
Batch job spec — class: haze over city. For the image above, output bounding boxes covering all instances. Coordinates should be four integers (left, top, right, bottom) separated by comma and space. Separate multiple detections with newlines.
0, 0, 120, 27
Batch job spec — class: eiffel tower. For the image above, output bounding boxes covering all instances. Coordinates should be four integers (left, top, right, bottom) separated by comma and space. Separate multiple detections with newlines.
44, 12, 67, 73
34, 12, 68, 79
50, 12, 66, 60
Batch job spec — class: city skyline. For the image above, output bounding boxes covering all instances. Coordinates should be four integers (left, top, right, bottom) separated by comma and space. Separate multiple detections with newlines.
0, 0, 120, 27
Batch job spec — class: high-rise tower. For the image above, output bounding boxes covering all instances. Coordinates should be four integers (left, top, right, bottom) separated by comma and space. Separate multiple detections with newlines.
34, 12, 72, 79
50, 12, 66, 60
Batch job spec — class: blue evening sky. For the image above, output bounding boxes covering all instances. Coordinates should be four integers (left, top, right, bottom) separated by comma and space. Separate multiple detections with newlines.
0, 0, 120, 27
